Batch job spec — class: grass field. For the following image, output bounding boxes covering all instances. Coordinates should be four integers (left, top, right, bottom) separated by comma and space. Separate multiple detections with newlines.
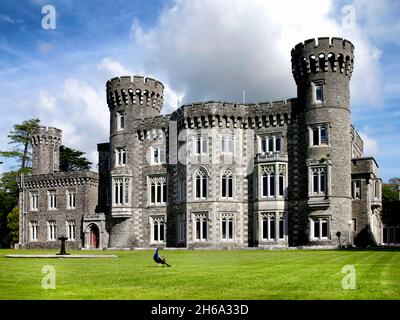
0, 248, 399, 300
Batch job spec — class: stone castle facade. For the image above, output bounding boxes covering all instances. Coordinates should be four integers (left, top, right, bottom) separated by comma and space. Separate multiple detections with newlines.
18, 37, 383, 249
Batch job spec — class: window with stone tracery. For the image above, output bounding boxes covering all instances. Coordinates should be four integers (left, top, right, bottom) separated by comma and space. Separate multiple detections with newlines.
221, 168, 234, 198
149, 176, 167, 205
151, 217, 165, 243
194, 167, 208, 199
113, 177, 131, 205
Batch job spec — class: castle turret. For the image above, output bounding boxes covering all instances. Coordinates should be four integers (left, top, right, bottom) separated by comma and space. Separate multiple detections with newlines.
105, 76, 164, 247
291, 37, 354, 245
31, 126, 62, 175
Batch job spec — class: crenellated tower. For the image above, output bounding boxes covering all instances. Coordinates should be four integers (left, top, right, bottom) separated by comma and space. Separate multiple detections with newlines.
31, 126, 62, 175
105, 75, 164, 247
291, 37, 354, 245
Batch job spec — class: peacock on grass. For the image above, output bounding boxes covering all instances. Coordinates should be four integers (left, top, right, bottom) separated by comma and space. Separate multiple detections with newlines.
153, 248, 171, 267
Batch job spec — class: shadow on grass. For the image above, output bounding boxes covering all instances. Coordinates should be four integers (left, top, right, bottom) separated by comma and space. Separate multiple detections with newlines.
336, 246, 400, 252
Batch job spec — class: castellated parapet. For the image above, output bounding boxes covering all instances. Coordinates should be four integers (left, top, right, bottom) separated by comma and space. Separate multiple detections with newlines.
106, 75, 164, 118
31, 126, 62, 175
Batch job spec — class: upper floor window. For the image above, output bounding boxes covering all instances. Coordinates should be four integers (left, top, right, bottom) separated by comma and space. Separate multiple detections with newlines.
151, 147, 166, 165
115, 147, 127, 166
315, 85, 324, 102
312, 167, 327, 194
310, 125, 329, 146
221, 168, 234, 199
374, 180, 381, 200
149, 176, 167, 205
261, 165, 275, 197
352, 180, 361, 199
48, 191, 57, 210
195, 135, 208, 155
30, 222, 38, 241
67, 191, 76, 209
260, 135, 282, 153
113, 177, 131, 206
117, 112, 125, 130
221, 135, 234, 154
194, 167, 208, 199
30, 191, 39, 211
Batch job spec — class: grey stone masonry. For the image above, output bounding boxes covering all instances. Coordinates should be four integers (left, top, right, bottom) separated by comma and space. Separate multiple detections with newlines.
19, 36, 383, 249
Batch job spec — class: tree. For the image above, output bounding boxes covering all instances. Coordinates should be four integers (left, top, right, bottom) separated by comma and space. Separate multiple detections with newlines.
0, 118, 40, 172
382, 183, 399, 202
7, 207, 19, 247
59, 145, 92, 171
388, 177, 400, 186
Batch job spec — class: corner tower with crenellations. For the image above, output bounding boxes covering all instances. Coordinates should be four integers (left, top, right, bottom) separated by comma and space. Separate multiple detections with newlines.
18, 37, 384, 249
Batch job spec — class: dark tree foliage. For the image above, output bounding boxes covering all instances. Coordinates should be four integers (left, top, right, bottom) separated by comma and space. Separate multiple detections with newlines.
0, 118, 40, 172
59, 145, 92, 172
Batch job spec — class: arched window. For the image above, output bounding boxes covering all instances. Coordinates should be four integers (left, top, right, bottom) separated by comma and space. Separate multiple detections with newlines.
194, 167, 208, 199
309, 55, 317, 73
149, 176, 167, 205
261, 165, 275, 197
221, 168, 234, 198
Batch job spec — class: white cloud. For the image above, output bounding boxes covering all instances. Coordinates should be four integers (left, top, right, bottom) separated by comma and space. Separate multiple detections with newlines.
38, 90, 56, 112
98, 57, 132, 77
359, 131, 380, 156
132, 0, 383, 108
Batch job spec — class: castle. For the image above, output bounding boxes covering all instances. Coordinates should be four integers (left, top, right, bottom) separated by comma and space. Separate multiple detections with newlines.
18, 37, 384, 249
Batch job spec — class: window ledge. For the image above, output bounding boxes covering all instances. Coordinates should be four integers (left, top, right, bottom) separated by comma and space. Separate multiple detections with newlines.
308, 196, 330, 208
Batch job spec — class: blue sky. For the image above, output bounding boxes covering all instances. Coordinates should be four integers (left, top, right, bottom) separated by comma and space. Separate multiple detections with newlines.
0, 0, 399, 182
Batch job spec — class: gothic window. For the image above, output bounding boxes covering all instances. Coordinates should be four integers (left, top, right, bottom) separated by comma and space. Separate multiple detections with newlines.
311, 218, 330, 240
278, 215, 285, 239
194, 167, 208, 199
278, 164, 286, 197
351, 180, 361, 199
261, 213, 276, 241
113, 177, 131, 206
309, 124, 329, 146
48, 191, 57, 210
149, 176, 167, 205
30, 222, 38, 241
221, 214, 234, 241
115, 147, 127, 166
194, 213, 208, 241
30, 191, 39, 211
66, 221, 76, 241
194, 135, 208, 154
221, 135, 234, 154
221, 168, 234, 198
67, 191, 76, 209
312, 167, 327, 194
151, 217, 165, 243
261, 165, 275, 197
47, 221, 57, 241
260, 135, 282, 153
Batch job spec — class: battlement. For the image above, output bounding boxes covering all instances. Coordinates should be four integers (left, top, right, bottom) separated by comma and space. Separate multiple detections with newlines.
31, 126, 62, 145
171, 99, 295, 130
106, 75, 164, 114
291, 37, 354, 84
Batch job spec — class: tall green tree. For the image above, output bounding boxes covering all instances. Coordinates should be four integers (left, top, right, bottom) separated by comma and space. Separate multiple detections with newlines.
7, 207, 19, 246
59, 145, 92, 171
0, 118, 40, 172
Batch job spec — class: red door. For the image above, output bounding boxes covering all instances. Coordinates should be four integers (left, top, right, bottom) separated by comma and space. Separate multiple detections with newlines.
89, 225, 100, 248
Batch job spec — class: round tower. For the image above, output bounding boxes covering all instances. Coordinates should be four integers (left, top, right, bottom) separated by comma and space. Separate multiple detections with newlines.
31, 126, 62, 175
106, 75, 164, 247
291, 37, 354, 245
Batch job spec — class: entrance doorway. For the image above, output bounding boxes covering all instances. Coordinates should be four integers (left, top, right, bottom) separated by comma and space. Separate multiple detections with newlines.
88, 224, 100, 248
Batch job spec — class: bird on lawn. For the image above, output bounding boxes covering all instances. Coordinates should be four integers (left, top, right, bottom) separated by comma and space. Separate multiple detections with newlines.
153, 248, 171, 267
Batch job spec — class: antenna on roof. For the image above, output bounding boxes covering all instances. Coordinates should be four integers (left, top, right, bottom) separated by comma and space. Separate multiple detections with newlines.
242, 89, 246, 104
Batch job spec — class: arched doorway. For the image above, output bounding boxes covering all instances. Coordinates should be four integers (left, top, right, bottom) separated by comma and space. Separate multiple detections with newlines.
88, 224, 100, 248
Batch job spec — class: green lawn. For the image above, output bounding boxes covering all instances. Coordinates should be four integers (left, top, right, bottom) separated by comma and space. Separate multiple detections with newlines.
0, 249, 399, 300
